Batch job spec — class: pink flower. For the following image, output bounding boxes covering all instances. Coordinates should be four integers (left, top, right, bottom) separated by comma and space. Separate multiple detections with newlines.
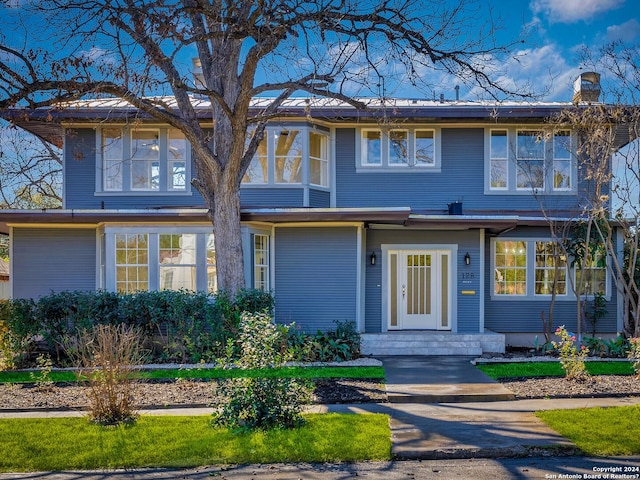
581, 345, 587, 350
570, 336, 576, 341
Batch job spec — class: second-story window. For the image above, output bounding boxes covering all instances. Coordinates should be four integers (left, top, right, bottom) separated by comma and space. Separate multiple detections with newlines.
358, 127, 440, 170
100, 127, 190, 193
485, 127, 575, 194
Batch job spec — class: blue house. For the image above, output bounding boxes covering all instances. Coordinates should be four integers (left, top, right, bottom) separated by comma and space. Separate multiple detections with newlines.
0, 72, 625, 355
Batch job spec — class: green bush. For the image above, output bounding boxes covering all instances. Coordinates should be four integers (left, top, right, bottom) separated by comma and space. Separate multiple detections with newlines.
212, 312, 312, 432
0, 289, 275, 366
286, 320, 361, 362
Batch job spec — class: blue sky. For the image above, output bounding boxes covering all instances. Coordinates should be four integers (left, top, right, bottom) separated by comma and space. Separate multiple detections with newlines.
1, 0, 638, 103
454, 0, 640, 101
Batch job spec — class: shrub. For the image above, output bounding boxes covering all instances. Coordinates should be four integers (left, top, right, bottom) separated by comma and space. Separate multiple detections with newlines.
629, 337, 640, 376
552, 325, 590, 380
76, 324, 144, 425
285, 320, 361, 362
212, 312, 312, 432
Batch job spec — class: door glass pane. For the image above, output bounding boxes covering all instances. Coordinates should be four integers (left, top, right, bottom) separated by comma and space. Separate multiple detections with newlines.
441, 254, 448, 328
390, 254, 397, 327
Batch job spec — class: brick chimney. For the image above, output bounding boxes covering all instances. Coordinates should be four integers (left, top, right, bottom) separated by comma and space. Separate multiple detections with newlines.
572, 72, 601, 103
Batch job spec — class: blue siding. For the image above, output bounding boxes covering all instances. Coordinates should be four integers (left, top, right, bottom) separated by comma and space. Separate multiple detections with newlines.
274, 227, 358, 331
12, 228, 96, 299
365, 229, 480, 333
309, 189, 330, 207
483, 227, 618, 335
335, 128, 582, 212
240, 188, 304, 208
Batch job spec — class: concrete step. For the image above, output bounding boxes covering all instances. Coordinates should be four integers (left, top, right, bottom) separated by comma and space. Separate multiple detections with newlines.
385, 383, 516, 403
361, 332, 504, 356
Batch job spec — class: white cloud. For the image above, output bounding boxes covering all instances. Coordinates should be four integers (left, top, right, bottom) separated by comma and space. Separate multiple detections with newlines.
79, 46, 117, 65
530, 0, 625, 23
606, 19, 640, 42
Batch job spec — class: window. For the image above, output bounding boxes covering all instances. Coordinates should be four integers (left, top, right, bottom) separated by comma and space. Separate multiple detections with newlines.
516, 130, 545, 190
415, 130, 435, 166
485, 128, 575, 194
106, 229, 269, 294
553, 130, 572, 190
494, 241, 527, 295
253, 234, 270, 291
362, 130, 382, 165
103, 128, 124, 191
576, 250, 607, 296
242, 132, 268, 184
358, 127, 440, 170
492, 238, 608, 300
115, 234, 148, 293
490, 130, 508, 189
131, 129, 160, 190
389, 130, 409, 165
159, 234, 196, 291
309, 132, 329, 187
206, 234, 217, 293
242, 127, 329, 187
99, 127, 190, 193
534, 241, 567, 295
168, 130, 187, 190
274, 130, 302, 183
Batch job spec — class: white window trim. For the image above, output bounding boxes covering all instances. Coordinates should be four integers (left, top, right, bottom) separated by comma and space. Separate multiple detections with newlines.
96, 127, 192, 195
491, 237, 610, 301
356, 127, 441, 172
484, 127, 577, 195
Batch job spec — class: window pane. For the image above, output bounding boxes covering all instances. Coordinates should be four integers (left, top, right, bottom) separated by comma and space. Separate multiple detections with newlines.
254, 234, 270, 291
242, 131, 268, 184
115, 233, 149, 293
103, 128, 123, 191
534, 242, 567, 295
490, 130, 508, 158
207, 234, 217, 293
415, 130, 434, 165
491, 159, 507, 188
554, 131, 571, 159
389, 130, 408, 165
131, 130, 160, 190
554, 160, 571, 189
275, 130, 302, 183
168, 130, 187, 190
517, 130, 544, 159
363, 130, 381, 165
517, 160, 544, 189
494, 241, 527, 295
159, 234, 196, 291
309, 132, 329, 187
576, 250, 607, 296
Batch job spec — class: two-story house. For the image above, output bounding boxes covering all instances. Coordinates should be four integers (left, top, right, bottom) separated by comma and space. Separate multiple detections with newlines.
0, 72, 625, 355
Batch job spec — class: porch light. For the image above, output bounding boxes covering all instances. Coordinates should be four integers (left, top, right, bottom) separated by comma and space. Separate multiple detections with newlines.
370, 251, 377, 266
464, 252, 471, 266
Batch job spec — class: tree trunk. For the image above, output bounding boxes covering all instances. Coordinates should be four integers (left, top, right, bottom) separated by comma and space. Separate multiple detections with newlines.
204, 174, 245, 296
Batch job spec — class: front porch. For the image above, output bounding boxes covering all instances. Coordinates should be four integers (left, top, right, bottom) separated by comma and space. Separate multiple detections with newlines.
360, 330, 505, 356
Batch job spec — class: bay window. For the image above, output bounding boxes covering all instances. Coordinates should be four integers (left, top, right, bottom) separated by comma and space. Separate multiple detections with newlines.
115, 234, 149, 293
242, 127, 329, 188
494, 241, 527, 295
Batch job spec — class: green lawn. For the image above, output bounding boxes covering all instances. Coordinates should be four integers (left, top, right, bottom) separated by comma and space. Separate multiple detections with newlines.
0, 413, 391, 472
477, 361, 634, 379
537, 405, 640, 456
0, 365, 385, 384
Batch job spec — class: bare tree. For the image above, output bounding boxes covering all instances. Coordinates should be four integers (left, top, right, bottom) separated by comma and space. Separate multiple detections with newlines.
548, 41, 640, 336
0, 125, 62, 209
0, 0, 531, 295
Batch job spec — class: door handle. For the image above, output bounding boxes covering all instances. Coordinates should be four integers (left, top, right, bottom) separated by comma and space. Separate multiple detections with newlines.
402, 284, 406, 298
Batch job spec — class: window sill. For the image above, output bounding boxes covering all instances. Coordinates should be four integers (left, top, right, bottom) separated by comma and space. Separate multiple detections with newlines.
356, 166, 441, 174
95, 191, 193, 196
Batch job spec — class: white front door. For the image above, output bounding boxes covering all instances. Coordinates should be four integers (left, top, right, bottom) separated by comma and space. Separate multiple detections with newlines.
388, 250, 451, 330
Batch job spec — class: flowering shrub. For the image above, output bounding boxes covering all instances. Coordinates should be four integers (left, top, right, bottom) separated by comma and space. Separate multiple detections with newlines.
628, 337, 640, 376
552, 325, 590, 380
